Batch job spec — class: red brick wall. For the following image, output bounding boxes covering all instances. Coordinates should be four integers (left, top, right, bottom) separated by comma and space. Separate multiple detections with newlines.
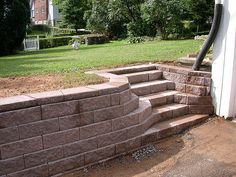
34, 0, 48, 22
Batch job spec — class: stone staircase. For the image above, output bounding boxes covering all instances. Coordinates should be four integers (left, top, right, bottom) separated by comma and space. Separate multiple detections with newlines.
110, 64, 213, 144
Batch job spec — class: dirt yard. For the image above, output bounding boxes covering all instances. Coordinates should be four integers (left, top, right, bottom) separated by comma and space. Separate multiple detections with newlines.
63, 118, 236, 177
0, 73, 106, 98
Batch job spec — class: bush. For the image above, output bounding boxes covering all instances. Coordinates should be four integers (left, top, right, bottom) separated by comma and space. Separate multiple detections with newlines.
0, 0, 30, 55
28, 25, 51, 35
128, 36, 145, 44
85, 35, 109, 45
39, 36, 72, 49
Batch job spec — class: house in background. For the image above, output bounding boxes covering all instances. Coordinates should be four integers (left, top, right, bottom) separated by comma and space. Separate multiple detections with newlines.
30, 0, 60, 26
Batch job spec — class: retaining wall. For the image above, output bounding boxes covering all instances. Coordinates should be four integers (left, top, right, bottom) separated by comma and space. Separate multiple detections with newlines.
0, 64, 213, 177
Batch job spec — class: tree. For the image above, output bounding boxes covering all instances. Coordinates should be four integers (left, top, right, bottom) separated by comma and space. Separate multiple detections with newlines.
0, 0, 30, 55
56, 0, 89, 31
85, 0, 109, 34
142, 0, 185, 39
183, 0, 214, 32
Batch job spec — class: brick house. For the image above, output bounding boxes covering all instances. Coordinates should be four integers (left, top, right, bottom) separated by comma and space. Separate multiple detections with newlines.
30, 0, 60, 26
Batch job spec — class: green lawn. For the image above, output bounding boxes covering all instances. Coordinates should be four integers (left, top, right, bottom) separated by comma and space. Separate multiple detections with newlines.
0, 39, 202, 77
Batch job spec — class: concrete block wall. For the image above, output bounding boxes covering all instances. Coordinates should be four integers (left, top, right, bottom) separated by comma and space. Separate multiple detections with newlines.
0, 64, 213, 176
156, 64, 214, 114
0, 76, 155, 177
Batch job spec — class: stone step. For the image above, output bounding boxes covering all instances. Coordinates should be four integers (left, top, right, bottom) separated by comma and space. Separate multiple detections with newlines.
140, 90, 178, 107
110, 64, 157, 75
131, 80, 175, 96
175, 82, 210, 96
150, 103, 189, 126
142, 114, 209, 145
122, 70, 162, 84
173, 92, 212, 105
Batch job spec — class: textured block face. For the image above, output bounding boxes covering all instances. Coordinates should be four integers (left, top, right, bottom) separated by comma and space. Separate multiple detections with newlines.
204, 78, 212, 87
185, 85, 206, 96
0, 136, 43, 159
187, 96, 212, 105
126, 125, 143, 139
111, 93, 120, 106
112, 113, 139, 131
97, 129, 127, 148
149, 71, 162, 81
115, 137, 141, 154
7, 164, 49, 177
172, 106, 189, 117
41, 100, 80, 119
0, 107, 41, 128
189, 105, 214, 114
80, 121, 112, 140
0, 127, 19, 145
127, 73, 149, 84
24, 146, 63, 168
18, 118, 59, 139
94, 105, 124, 123
119, 90, 131, 104
0, 95, 37, 112
42, 128, 80, 149
85, 145, 115, 164
63, 138, 97, 157
59, 112, 94, 130
174, 94, 187, 104
175, 83, 186, 93
187, 76, 205, 86
150, 83, 167, 94
48, 154, 84, 176
123, 96, 139, 115
0, 156, 25, 175
78, 95, 111, 112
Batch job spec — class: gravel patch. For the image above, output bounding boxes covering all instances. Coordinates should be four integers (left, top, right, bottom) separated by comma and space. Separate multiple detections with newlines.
132, 144, 157, 161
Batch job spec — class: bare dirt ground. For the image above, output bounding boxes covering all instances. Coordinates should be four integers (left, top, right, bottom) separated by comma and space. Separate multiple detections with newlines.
0, 74, 106, 98
63, 118, 236, 177
0, 75, 63, 98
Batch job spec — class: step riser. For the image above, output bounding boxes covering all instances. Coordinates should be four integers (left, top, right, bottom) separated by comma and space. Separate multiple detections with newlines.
131, 82, 175, 96
174, 94, 212, 105
144, 106, 189, 130
126, 71, 162, 84
142, 115, 208, 145
175, 83, 210, 96
149, 95, 174, 107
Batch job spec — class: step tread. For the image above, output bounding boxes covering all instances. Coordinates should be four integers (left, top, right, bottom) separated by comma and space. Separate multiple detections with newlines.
152, 103, 188, 113
131, 80, 173, 88
111, 64, 157, 74
140, 90, 178, 100
122, 70, 161, 77
144, 114, 209, 135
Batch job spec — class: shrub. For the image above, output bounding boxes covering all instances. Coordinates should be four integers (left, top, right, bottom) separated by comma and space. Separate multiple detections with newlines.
127, 36, 145, 44
0, 0, 30, 55
39, 36, 72, 49
85, 35, 109, 45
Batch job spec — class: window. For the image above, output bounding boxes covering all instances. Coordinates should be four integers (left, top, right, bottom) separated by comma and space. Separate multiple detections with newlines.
35, 8, 38, 14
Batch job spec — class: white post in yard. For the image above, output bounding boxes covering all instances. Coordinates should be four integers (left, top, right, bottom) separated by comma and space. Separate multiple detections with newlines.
212, 0, 236, 118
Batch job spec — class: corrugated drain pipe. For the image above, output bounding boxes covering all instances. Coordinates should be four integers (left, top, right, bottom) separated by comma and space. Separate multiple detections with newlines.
192, 0, 223, 71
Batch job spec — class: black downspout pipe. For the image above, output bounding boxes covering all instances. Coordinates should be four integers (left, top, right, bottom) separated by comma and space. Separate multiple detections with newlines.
192, 2, 223, 71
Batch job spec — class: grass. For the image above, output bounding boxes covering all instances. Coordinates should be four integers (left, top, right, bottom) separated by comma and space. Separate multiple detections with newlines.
0, 39, 202, 77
